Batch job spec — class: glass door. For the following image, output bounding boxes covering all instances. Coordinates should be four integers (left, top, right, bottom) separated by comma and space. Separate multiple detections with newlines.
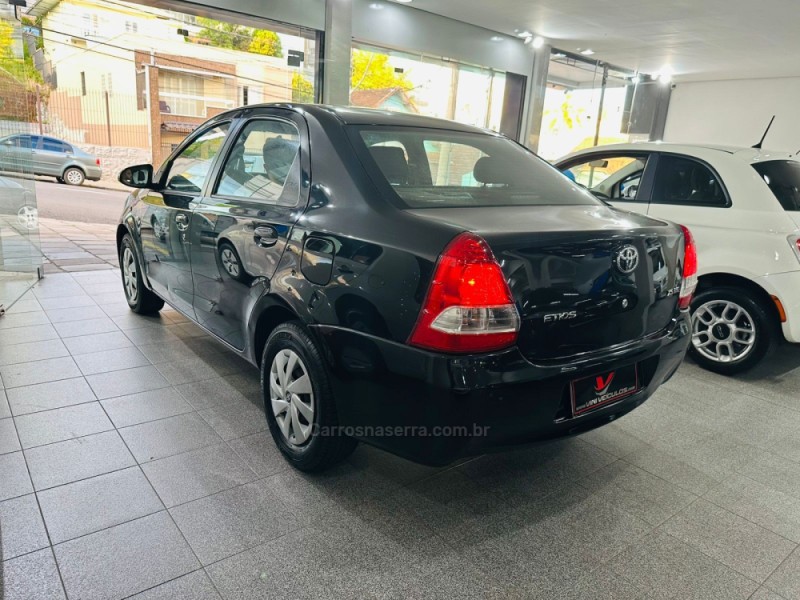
0, 6, 42, 314
537, 51, 645, 162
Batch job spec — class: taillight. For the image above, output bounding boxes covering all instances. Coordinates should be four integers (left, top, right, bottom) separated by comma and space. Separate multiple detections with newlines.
787, 234, 800, 263
409, 232, 520, 353
678, 225, 698, 310
96, 159, 101, 166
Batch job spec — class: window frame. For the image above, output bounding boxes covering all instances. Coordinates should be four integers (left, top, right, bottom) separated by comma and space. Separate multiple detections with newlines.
648, 152, 732, 209
209, 115, 304, 207
157, 119, 233, 195
556, 151, 655, 203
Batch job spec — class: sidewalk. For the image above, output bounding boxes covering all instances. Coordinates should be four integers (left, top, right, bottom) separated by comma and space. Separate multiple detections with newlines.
38, 218, 119, 274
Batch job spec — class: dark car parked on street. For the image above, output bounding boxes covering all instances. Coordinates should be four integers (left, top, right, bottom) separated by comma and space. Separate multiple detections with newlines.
0, 134, 102, 185
116, 104, 695, 471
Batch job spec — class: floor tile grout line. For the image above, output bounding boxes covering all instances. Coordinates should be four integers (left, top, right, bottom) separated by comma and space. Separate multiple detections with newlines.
116, 567, 217, 600
653, 526, 763, 590
698, 473, 800, 548
1, 361, 84, 392
11, 406, 72, 600
113, 384, 213, 580
656, 494, 796, 587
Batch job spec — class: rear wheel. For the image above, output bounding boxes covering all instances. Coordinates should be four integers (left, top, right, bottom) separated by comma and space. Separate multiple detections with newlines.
119, 234, 164, 314
688, 286, 775, 375
63, 167, 85, 186
262, 322, 357, 472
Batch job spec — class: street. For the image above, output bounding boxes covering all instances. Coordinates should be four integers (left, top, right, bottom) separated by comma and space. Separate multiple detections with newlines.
34, 180, 129, 224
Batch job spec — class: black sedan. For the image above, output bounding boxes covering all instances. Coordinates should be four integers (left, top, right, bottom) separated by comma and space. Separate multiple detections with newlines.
116, 104, 694, 471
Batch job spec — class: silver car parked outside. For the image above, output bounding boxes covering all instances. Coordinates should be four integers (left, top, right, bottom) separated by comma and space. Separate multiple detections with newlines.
0, 134, 102, 186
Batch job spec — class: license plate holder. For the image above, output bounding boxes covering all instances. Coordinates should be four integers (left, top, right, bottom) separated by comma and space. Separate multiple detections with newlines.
570, 364, 639, 417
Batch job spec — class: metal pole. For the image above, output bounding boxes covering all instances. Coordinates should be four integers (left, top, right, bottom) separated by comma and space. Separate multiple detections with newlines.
593, 63, 609, 148
37, 88, 43, 135
104, 91, 112, 146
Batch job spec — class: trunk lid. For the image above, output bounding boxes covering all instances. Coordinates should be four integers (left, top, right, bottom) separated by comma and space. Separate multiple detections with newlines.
409, 205, 684, 361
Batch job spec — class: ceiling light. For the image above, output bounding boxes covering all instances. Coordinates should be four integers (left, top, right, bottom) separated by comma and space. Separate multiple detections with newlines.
369, 2, 384, 8
532, 36, 545, 49
516, 30, 533, 38
657, 66, 673, 84
579, 48, 595, 56
393, 0, 412, 2
630, 74, 642, 84
552, 52, 566, 59
490, 36, 504, 42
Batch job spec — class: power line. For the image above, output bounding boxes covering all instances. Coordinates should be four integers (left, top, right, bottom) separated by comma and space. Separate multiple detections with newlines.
34, 24, 306, 94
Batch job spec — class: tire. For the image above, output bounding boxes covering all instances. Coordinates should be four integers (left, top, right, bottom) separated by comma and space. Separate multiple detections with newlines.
56, 177, 64, 184
688, 286, 776, 375
63, 167, 85, 186
217, 241, 247, 283
119, 234, 164, 314
262, 322, 357, 472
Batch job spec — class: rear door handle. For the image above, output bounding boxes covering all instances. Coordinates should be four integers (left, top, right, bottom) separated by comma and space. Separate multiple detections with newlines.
175, 213, 189, 231
254, 225, 278, 248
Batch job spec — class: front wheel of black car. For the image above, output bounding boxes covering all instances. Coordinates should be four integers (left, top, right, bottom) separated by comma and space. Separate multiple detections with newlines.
119, 234, 164, 314
262, 322, 357, 472
688, 286, 775, 375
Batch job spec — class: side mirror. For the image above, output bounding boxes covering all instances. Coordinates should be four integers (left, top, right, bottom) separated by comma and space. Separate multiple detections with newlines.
119, 164, 154, 188
589, 159, 609, 168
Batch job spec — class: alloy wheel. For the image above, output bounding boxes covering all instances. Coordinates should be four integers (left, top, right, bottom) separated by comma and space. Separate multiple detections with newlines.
269, 349, 315, 447
122, 246, 138, 303
692, 300, 756, 364
65, 169, 84, 185
17, 205, 38, 230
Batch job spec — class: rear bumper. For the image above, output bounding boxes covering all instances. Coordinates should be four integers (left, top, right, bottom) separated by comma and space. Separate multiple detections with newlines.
314, 314, 691, 466
83, 165, 102, 181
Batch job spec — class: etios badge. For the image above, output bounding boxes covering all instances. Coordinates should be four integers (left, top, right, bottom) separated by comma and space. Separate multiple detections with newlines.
615, 245, 639, 274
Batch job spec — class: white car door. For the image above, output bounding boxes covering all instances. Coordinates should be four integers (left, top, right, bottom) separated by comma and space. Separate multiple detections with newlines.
644, 153, 728, 240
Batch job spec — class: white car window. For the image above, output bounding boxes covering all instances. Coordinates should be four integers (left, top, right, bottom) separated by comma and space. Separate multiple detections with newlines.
651, 155, 727, 207
562, 155, 647, 201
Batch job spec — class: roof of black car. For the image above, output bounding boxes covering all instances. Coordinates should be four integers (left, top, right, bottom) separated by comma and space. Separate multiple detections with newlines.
231, 103, 495, 135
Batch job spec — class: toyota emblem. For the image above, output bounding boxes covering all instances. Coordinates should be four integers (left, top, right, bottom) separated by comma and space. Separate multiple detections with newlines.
615, 245, 639, 274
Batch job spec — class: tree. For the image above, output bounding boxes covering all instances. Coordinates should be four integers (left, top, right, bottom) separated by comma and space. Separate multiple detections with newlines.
249, 30, 282, 58
291, 73, 314, 103
350, 49, 412, 91
0, 20, 43, 85
197, 17, 253, 52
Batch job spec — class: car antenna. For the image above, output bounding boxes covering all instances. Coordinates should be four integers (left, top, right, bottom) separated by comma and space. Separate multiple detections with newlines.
752, 115, 775, 149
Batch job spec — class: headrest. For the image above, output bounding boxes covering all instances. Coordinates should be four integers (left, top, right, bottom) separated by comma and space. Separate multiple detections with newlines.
369, 146, 408, 185
262, 136, 299, 184
473, 155, 518, 185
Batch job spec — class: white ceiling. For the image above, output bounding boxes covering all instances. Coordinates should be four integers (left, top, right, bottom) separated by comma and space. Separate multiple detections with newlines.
405, 0, 800, 81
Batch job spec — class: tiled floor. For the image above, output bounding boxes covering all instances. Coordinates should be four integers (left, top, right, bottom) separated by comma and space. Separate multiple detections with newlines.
4, 227, 800, 598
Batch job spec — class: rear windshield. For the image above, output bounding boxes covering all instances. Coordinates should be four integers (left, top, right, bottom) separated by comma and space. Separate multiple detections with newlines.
753, 160, 800, 210
351, 126, 598, 209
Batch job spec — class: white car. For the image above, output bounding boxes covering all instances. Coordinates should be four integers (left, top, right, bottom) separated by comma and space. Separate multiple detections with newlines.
556, 143, 800, 374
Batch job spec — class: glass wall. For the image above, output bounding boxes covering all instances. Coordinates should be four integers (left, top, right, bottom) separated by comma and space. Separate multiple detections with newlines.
349, 44, 517, 135
32, 0, 318, 170
537, 52, 648, 161
0, 5, 42, 313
